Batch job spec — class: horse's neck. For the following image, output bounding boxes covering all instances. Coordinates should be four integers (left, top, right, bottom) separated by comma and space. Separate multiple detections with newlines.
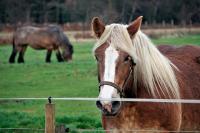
124, 76, 137, 98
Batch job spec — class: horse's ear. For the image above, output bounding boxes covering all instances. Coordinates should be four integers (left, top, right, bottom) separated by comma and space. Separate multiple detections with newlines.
127, 16, 143, 37
91, 17, 105, 38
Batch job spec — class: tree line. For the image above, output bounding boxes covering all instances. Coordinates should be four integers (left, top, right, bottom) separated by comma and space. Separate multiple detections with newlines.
0, 0, 199, 25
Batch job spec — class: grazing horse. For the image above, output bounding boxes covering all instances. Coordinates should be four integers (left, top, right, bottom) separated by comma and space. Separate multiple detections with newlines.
9, 25, 73, 63
92, 16, 200, 132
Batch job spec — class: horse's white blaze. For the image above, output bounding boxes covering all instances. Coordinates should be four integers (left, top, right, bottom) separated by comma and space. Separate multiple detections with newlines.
99, 45, 119, 105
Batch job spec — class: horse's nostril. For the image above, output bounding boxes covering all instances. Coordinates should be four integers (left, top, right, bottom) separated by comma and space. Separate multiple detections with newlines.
96, 100, 103, 109
112, 101, 121, 110
96, 100, 121, 116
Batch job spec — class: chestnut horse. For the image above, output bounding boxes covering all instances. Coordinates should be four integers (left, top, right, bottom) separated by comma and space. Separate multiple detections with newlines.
92, 16, 200, 132
9, 25, 73, 63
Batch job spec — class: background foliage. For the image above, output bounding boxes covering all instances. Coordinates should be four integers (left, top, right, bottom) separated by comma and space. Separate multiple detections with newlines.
0, 0, 199, 25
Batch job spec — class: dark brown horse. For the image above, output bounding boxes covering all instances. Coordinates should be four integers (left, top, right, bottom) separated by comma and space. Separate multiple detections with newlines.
92, 16, 200, 132
9, 25, 73, 63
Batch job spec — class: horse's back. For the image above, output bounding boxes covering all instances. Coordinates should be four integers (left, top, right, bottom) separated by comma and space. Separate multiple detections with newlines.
13, 26, 62, 49
14, 26, 46, 42
158, 45, 200, 130
14, 26, 38, 42
158, 45, 200, 59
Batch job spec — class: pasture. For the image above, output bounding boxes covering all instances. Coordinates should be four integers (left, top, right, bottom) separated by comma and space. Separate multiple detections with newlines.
0, 34, 200, 132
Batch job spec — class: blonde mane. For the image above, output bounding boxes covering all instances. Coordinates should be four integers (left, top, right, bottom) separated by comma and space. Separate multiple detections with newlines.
93, 24, 180, 99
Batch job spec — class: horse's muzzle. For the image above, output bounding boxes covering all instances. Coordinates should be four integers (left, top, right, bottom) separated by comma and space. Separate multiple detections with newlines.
96, 100, 122, 116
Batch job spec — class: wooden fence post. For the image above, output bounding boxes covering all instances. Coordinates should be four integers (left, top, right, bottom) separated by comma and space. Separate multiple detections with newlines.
45, 103, 55, 133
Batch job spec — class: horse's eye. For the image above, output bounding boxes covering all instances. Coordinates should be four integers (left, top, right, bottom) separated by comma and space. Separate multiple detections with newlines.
124, 56, 131, 62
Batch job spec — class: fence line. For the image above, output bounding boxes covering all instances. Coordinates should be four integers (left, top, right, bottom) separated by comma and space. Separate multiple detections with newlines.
0, 97, 200, 104
0, 128, 44, 131
74, 129, 200, 133
0, 128, 199, 133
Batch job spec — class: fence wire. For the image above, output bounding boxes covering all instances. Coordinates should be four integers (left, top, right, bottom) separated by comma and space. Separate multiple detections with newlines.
73, 129, 200, 133
0, 128, 199, 133
0, 97, 200, 104
0, 128, 44, 132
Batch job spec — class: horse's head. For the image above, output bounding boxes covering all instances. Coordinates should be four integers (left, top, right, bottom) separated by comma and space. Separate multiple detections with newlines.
92, 16, 143, 116
61, 34, 74, 61
62, 43, 73, 61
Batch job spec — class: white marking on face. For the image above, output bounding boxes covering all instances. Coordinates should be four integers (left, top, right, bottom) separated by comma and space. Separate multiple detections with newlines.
99, 45, 119, 104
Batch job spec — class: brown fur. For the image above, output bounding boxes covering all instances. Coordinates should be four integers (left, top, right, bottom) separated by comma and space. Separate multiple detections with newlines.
127, 16, 143, 37
92, 17, 105, 38
160, 45, 200, 131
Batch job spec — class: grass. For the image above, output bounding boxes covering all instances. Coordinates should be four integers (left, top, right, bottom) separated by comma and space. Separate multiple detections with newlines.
0, 34, 200, 133
153, 34, 200, 45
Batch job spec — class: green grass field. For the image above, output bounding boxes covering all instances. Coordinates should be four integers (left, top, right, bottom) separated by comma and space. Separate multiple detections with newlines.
0, 34, 200, 133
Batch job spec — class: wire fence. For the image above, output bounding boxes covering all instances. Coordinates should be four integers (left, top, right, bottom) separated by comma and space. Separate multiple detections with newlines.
0, 128, 44, 132
0, 97, 200, 104
0, 97, 200, 133
0, 128, 199, 133
74, 129, 200, 133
